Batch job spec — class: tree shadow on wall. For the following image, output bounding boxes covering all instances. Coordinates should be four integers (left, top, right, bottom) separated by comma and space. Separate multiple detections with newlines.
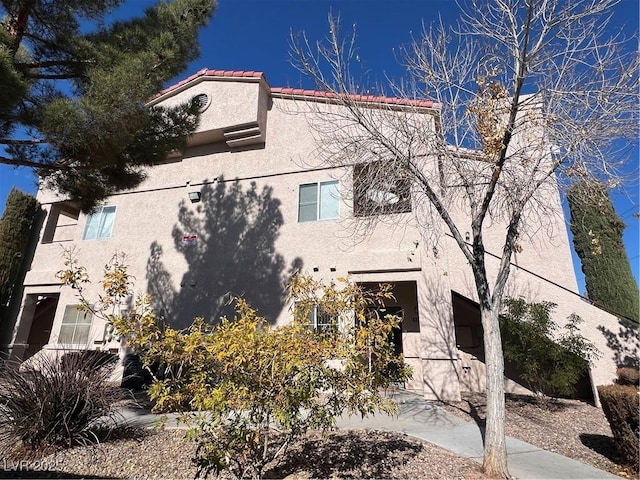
598, 318, 639, 368
146, 178, 302, 328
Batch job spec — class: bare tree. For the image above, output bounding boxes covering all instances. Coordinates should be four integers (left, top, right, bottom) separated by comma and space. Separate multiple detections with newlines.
290, 1, 638, 476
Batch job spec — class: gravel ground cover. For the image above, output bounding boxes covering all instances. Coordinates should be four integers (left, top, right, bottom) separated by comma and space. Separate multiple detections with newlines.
0, 390, 635, 479
439, 392, 637, 479
1, 428, 488, 479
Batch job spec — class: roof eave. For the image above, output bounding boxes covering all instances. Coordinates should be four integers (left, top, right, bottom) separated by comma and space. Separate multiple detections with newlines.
270, 87, 441, 111
148, 69, 269, 106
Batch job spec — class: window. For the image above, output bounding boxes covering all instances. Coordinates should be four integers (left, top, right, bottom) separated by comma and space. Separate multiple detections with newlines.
353, 162, 411, 216
298, 181, 339, 222
295, 303, 338, 336
192, 93, 211, 112
83, 206, 116, 240
58, 305, 93, 345
308, 305, 338, 335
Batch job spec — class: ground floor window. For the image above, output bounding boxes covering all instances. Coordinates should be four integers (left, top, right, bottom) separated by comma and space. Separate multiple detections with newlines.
296, 303, 338, 336
58, 305, 93, 345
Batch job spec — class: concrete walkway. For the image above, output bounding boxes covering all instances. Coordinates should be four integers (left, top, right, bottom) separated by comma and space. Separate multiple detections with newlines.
118, 389, 620, 480
335, 389, 620, 479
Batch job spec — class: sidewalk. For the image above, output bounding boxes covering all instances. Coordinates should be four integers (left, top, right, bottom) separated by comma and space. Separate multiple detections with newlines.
335, 389, 621, 479
118, 389, 621, 480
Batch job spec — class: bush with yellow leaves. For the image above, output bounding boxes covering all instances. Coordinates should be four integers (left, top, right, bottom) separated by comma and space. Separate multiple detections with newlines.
58, 249, 412, 479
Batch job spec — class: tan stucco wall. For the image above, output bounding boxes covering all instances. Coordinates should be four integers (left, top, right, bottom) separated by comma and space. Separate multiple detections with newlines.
14, 77, 637, 401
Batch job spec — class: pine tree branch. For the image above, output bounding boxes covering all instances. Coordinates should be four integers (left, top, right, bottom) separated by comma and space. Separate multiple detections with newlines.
15, 59, 90, 70
22, 32, 78, 58
0, 155, 61, 170
1, 138, 45, 145
24, 73, 84, 80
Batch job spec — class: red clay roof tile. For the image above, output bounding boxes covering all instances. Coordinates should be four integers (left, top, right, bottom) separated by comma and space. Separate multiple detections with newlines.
157, 69, 440, 109
270, 87, 439, 109
157, 69, 266, 96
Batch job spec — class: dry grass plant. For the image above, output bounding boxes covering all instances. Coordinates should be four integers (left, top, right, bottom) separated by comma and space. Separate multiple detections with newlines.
0, 350, 124, 458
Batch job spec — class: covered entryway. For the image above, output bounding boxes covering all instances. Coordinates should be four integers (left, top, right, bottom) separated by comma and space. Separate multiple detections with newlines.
451, 291, 593, 400
359, 281, 422, 392
451, 291, 486, 393
11, 293, 59, 361
368, 306, 404, 356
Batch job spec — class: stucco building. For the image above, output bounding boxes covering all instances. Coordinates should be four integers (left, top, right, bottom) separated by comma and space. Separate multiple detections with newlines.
3, 69, 636, 401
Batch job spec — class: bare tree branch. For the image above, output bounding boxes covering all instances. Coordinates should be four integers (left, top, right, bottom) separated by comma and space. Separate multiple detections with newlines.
290, 1, 638, 476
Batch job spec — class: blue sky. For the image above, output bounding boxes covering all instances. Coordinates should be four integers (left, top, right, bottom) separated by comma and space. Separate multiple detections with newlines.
1, 0, 638, 292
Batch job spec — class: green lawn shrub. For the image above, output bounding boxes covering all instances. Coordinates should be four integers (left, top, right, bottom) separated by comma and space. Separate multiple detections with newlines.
597, 384, 639, 469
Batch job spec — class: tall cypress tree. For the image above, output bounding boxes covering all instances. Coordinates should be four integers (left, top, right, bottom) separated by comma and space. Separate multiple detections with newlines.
0, 188, 38, 325
567, 180, 639, 322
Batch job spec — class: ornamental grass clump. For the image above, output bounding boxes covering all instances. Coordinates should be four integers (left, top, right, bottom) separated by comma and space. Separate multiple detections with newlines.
0, 350, 122, 457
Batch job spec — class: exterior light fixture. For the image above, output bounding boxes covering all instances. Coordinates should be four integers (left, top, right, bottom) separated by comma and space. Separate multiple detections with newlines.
188, 191, 201, 203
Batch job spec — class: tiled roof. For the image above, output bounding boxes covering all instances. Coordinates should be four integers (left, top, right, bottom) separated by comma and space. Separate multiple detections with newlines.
157, 68, 440, 109
271, 87, 440, 109
157, 69, 266, 96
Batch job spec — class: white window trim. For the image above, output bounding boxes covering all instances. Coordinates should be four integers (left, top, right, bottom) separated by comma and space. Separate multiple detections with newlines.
83, 205, 116, 240
298, 180, 339, 222
58, 305, 93, 346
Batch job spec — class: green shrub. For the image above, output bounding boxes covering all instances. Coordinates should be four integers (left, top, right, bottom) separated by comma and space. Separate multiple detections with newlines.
0, 349, 122, 456
597, 384, 639, 469
500, 298, 599, 400
616, 367, 639, 386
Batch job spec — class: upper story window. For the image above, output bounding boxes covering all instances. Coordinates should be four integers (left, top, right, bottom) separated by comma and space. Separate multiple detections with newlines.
83, 206, 116, 240
298, 181, 339, 222
193, 93, 211, 112
353, 162, 411, 216
58, 305, 93, 345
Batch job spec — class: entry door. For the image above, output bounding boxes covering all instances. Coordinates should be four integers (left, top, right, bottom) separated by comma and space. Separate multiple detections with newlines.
372, 306, 403, 356
24, 295, 58, 360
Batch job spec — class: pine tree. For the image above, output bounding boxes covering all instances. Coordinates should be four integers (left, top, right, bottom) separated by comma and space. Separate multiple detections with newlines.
568, 180, 639, 322
0, 0, 216, 212
0, 188, 38, 325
